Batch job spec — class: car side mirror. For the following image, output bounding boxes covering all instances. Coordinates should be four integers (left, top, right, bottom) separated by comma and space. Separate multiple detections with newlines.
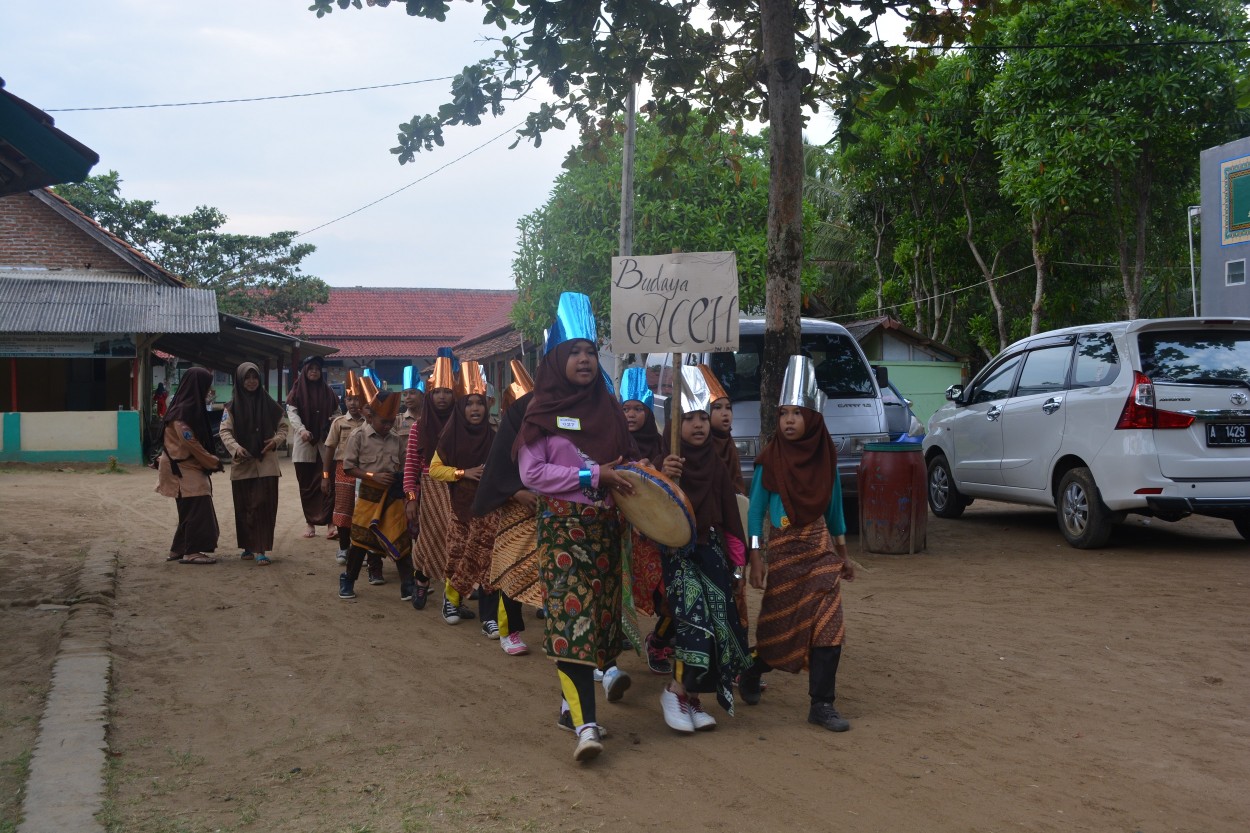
874, 365, 889, 388
945, 384, 964, 402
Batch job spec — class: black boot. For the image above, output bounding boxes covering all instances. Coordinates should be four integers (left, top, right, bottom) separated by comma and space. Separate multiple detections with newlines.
738, 654, 770, 706
338, 572, 356, 600
808, 702, 850, 732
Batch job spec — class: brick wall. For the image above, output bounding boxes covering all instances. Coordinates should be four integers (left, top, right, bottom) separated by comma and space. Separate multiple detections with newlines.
0, 192, 134, 271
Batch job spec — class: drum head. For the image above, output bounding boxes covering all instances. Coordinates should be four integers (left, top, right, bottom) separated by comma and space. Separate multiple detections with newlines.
614, 463, 696, 548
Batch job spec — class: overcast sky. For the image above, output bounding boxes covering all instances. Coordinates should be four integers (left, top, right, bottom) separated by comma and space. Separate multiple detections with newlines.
3, 2, 849, 292
2, 1, 590, 290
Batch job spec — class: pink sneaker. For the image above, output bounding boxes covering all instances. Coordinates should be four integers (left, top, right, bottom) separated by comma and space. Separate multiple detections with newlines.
500, 633, 530, 656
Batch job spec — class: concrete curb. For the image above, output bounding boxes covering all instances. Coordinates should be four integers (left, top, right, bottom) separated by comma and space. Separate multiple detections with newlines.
17, 542, 116, 833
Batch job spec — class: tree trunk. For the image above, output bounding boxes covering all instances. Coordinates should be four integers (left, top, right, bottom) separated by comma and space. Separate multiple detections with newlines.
1029, 210, 1048, 336
759, 0, 804, 444
959, 182, 1007, 350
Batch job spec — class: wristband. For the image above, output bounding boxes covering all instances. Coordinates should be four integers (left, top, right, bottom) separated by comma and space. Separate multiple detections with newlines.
750, 535, 761, 550
578, 468, 593, 489
454, 468, 465, 479
322, 471, 330, 479
367, 471, 374, 479
405, 491, 418, 502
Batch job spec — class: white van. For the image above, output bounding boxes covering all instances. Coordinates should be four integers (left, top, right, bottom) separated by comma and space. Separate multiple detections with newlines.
647, 317, 892, 514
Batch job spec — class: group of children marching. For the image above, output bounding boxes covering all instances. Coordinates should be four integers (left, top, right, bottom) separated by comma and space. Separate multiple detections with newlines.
330, 292, 857, 763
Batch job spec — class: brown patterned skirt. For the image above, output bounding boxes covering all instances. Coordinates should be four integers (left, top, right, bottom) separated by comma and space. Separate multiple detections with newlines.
331, 461, 355, 529
446, 510, 500, 598
412, 474, 452, 581
754, 518, 845, 673
488, 499, 543, 608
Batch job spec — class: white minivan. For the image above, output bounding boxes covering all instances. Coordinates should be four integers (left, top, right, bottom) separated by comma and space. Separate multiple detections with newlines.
923, 317, 1250, 547
648, 317, 892, 516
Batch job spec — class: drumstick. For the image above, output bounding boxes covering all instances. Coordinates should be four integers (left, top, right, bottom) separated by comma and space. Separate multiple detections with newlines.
670, 352, 682, 473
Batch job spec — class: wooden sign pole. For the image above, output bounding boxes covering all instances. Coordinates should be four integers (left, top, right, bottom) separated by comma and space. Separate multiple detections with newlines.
670, 352, 682, 470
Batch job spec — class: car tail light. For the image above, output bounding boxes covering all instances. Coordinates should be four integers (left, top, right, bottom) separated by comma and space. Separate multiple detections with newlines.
1134, 487, 1164, 494
1114, 372, 1195, 430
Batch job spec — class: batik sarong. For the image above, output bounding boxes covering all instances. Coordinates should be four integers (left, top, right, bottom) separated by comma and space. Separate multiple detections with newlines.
538, 496, 624, 668
754, 519, 845, 673
628, 527, 664, 617
412, 474, 452, 581
331, 461, 355, 529
489, 500, 543, 608
663, 532, 751, 714
447, 511, 500, 598
350, 481, 410, 559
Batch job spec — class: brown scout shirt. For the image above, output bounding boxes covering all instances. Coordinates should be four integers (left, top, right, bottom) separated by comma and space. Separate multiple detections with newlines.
155, 421, 221, 498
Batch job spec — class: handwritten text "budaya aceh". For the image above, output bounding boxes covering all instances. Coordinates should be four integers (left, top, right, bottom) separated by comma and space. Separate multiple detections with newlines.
612, 257, 738, 350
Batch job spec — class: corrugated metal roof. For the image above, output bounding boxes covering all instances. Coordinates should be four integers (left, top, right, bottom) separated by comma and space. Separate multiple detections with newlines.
0, 277, 218, 333
0, 268, 149, 283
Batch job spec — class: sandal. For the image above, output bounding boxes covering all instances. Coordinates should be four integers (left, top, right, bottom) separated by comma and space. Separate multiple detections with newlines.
166, 552, 184, 562
240, 551, 255, 560
255, 554, 272, 566
179, 554, 218, 565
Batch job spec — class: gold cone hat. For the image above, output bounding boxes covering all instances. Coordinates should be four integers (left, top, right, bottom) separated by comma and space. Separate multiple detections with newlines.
368, 389, 401, 421
358, 373, 379, 405
455, 360, 488, 399
502, 359, 534, 409
344, 369, 361, 399
696, 364, 728, 403
429, 356, 455, 392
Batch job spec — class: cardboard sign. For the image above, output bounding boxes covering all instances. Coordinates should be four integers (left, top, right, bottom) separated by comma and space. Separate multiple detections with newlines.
610, 252, 740, 353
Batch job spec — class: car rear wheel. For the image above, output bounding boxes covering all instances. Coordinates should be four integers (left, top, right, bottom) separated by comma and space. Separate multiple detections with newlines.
1057, 467, 1115, 549
927, 454, 968, 519
1234, 517, 1250, 542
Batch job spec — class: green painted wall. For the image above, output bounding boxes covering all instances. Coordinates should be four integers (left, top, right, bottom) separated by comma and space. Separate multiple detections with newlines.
0, 410, 143, 465
880, 361, 966, 424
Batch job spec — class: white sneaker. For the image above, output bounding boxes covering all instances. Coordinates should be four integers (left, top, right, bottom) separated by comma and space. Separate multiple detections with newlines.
441, 598, 461, 625
500, 633, 529, 656
593, 668, 605, 682
602, 666, 631, 702
335, 550, 347, 566
660, 688, 696, 733
688, 697, 717, 731
574, 725, 603, 762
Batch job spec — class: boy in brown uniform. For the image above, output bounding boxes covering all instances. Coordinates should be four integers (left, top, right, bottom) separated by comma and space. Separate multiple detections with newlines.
339, 389, 417, 603
323, 374, 367, 568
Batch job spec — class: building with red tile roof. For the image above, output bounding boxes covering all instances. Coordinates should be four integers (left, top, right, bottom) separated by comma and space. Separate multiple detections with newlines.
261, 286, 519, 386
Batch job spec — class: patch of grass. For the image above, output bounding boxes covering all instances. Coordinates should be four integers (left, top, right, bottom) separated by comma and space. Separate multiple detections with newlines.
97, 457, 127, 474
0, 748, 32, 833
166, 747, 206, 772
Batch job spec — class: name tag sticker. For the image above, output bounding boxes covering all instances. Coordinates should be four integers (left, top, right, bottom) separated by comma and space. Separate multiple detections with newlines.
556, 416, 582, 430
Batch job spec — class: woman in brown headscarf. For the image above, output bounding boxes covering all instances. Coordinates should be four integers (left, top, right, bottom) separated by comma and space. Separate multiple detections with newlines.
429, 363, 498, 629
514, 293, 637, 763
286, 356, 339, 537
742, 355, 856, 734
154, 367, 222, 564
218, 362, 289, 565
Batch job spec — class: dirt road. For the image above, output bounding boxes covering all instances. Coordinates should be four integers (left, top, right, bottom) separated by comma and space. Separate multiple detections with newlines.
1, 461, 1247, 833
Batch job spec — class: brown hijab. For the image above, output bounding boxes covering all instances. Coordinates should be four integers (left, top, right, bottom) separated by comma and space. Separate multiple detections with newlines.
662, 419, 744, 545
164, 367, 215, 450
437, 393, 496, 521
418, 388, 456, 464
710, 424, 746, 494
513, 340, 636, 465
286, 357, 338, 445
754, 406, 836, 527
226, 362, 283, 458
629, 407, 665, 466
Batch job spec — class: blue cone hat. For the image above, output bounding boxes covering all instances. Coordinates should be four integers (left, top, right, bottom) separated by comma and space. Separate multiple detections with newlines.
779, 355, 826, 412
619, 367, 654, 411
544, 292, 598, 354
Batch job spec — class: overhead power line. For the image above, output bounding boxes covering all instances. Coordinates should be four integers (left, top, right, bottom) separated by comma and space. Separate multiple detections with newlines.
45, 77, 454, 112
295, 119, 527, 239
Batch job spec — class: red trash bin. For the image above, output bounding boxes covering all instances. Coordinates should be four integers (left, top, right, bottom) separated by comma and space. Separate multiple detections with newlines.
857, 442, 927, 554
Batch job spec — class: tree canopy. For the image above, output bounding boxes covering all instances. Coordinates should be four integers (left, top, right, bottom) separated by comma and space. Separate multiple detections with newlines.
55, 171, 329, 327
510, 113, 821, 344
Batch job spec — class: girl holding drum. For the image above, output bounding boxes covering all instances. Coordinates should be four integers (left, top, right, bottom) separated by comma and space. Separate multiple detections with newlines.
514, 292, 637, 763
